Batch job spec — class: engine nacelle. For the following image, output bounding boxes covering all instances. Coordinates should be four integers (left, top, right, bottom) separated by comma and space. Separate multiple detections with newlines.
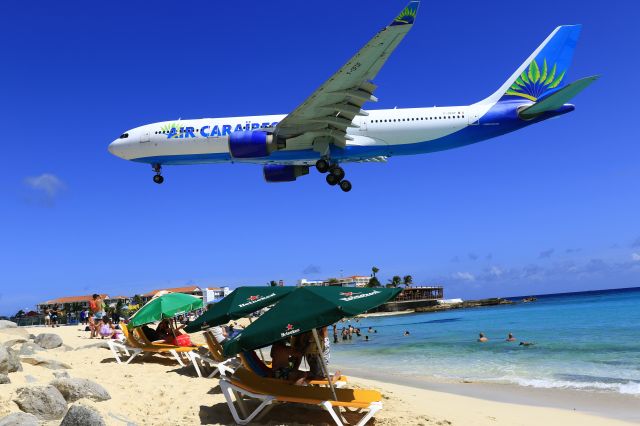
228, 131, 275, 158
263, 165, 309, 183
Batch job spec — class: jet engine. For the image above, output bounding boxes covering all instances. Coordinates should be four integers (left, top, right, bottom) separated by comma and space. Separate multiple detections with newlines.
263, 165, 309, 182
228, 131, 277, 158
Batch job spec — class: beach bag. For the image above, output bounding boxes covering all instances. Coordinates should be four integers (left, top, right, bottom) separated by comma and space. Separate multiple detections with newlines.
168, 334, 193, 347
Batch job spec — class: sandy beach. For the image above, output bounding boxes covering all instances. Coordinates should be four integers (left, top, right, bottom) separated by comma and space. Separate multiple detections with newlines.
1, 325, 636, 426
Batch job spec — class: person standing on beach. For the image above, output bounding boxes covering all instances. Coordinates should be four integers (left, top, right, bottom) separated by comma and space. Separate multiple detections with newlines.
89, 294, 105, 333
477, 332, 488, 342
44, 309, 51, 327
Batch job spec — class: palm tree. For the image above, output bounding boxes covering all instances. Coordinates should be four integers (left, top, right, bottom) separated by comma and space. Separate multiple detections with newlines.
367, 277, 381, 287
403, 275, 413, 287
132, 294, 142, 306
371, 266, 379, 278
388, 275, 402, 287
268, 280, 278, 287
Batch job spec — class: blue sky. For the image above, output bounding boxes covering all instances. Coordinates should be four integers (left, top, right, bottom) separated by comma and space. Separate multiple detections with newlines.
1, 1, 639, 315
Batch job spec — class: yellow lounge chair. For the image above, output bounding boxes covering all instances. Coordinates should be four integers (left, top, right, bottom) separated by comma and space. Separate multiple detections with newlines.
106, 325, 143, 364
132, 327, 200, 368
188, 331, 239, 378
219, 367, 382, 426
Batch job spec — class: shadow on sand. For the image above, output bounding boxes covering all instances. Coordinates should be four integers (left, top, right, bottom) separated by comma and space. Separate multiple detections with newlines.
198, 402, 377, 425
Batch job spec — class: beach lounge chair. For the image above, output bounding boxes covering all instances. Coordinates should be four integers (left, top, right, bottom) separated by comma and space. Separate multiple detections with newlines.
132, 327, 200, 368
188, 331, 239, 378
219, 367, 382, 426
107, 326, 143, 364
239, 350, 348, 388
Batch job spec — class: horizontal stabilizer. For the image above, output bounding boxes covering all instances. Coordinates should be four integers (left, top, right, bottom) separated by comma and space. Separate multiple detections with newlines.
519, 75, 600, 119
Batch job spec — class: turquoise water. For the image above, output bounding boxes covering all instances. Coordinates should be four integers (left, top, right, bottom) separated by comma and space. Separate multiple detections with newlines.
330, 287, 640, 396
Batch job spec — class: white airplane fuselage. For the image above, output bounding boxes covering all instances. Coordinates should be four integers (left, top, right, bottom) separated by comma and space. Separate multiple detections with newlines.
108, 102, 571, 167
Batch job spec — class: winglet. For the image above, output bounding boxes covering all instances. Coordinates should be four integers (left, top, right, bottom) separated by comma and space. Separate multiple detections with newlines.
390, 1, 420, 27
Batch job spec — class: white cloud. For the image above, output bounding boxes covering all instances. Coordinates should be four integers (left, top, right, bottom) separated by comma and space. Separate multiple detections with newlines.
489, 266, 503, 278
24, 173, 65, 199
452, 271, 476, 282
632, 253, 640, 262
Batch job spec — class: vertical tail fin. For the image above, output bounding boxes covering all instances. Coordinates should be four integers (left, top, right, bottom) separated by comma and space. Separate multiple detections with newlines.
478, 25, 582, 105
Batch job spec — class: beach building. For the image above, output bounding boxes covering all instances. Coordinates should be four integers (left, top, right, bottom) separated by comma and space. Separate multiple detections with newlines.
106, 295, 131, 307
37, 294, 110, 313
376, 285, 445, 312
140, 286, 203, 303
140, 285, 231, 304
298, 275, 371, 287
202, 287, 232, 304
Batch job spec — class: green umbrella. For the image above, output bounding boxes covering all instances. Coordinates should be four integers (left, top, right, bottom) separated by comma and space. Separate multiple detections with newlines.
223, 286, 401, 357
128, 293, 203, 329
184, 286, 294, 333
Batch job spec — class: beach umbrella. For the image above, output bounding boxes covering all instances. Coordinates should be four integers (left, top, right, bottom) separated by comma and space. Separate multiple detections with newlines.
128, 293, 203, 329
223, 286, 401, 357
184, 286, 294, 333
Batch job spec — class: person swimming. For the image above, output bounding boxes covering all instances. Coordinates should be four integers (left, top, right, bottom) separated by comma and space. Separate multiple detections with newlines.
519, 341, 535, 347
477, 332, 488, 342
506, 333, 516, 342
403, 330, 410, 336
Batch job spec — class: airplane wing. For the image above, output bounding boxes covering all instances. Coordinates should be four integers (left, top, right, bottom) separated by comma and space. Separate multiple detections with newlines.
275, 1, 420, 153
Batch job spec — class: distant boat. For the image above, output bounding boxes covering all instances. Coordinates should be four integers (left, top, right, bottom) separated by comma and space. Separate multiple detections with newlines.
522, 297, 537, 303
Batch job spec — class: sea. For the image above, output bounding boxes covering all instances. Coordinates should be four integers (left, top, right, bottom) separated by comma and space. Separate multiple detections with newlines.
330, 287, 640, 396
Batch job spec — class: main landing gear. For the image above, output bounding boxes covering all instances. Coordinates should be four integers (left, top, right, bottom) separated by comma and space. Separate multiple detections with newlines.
316, 158, 351, 192
152, 164, 164, 184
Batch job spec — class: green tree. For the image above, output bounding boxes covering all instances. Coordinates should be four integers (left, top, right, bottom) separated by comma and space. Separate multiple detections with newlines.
326, 278, 339, 286
115, 299, 124, 317
269, 280, 278, 287
367, 277, 381, 287
403, 275, 413, 287
132, 294, 142, 306
388, 275, 402, 287
371, 266, 379, 278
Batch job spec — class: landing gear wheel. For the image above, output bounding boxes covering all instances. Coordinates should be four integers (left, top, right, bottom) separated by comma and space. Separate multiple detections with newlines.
316, 158, 330, 173
339, 180, 352, 192
329, 166, 345, 181
153, 174, 164, 184
326, 174, 340, 186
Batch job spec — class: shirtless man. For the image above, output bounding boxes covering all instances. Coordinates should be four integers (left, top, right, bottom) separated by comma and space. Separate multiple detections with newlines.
477, 332, 488, 342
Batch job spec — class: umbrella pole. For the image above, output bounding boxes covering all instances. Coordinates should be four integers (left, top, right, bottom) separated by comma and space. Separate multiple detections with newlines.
248, 317, 266, 363
312, 328, 337, 401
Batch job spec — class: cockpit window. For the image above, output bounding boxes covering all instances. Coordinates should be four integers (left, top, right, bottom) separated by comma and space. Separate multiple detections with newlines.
119, 133, 129, 139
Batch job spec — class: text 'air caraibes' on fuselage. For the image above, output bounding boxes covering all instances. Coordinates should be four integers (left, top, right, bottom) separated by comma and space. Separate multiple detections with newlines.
108, 0, 597, 192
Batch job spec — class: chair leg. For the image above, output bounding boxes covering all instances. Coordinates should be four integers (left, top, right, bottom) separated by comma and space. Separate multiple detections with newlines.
188, 352, 203, 378
170, 349, 186, 367
206, 367, 219, 379
220, 380, 275, 425
354, 402, 382, 426
321, 401, 345, 426
125, 349, 142, 364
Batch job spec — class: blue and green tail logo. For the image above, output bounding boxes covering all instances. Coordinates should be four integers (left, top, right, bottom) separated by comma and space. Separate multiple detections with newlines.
505, 59, 566, 102
390, 2, 419, 26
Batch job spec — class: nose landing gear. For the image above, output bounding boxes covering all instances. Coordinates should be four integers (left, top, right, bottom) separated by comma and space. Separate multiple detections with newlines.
315, 158, 351, 192
152, 164, 164, 184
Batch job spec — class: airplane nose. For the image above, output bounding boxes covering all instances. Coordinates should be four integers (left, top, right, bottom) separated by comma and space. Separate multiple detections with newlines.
108, 140, 123, 158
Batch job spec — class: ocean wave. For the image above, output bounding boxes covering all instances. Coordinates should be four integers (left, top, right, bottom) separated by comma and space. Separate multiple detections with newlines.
511, 377, 640, 395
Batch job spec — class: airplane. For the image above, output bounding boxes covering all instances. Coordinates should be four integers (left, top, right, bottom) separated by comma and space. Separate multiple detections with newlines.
108, 1, 598, 192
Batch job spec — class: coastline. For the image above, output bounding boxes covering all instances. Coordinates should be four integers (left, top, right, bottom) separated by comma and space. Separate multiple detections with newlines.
1, 325, 636, 425
356, 309, 415, 318
333, 364, 640, 424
